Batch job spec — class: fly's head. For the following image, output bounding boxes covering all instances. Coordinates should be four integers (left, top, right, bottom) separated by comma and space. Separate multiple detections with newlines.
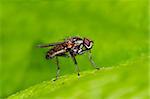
83, 38, 93, 50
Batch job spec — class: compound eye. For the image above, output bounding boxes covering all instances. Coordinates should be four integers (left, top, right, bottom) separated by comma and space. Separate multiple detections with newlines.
84, 39, 90, 46
84, 38, 93, 49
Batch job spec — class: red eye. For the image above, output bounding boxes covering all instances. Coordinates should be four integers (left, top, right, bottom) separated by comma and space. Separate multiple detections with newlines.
84, 38, 90, 46
83, 38, 93, 49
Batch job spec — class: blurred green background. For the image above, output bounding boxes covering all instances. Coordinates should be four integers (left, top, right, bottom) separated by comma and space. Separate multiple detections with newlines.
0, 0, 149, 98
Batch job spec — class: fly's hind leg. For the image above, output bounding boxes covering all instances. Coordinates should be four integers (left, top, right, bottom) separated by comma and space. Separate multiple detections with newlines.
88, 50, 100, 70
54, 56, 60, 81
69, 52, 80, 78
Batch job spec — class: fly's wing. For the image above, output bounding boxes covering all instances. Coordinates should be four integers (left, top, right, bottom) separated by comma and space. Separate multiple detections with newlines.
37, 42, 64, 48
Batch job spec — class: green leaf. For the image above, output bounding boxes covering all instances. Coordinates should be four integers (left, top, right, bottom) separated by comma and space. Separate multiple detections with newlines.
7, 56, 148, 99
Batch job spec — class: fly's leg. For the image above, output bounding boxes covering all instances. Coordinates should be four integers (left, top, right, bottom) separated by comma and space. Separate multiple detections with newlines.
69, 52, 80, 77
54, 56, 60, 81
88, 50, 100, 70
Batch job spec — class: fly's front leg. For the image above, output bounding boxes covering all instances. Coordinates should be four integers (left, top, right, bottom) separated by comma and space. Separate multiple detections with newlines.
69, 52, 80, 77
88, 50, 100, 70
54, 56, 60, 81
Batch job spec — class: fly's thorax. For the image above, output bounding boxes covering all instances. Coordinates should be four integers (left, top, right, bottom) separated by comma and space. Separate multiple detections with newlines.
71, 43, 84, 55
66, 41, 74, 49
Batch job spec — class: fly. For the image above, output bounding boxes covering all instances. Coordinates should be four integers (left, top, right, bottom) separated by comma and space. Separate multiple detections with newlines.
38, 36, 99, 80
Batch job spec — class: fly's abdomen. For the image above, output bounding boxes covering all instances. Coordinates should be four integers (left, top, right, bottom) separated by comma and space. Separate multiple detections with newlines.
46, 49, 66, 59
46, 50, 54, 59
